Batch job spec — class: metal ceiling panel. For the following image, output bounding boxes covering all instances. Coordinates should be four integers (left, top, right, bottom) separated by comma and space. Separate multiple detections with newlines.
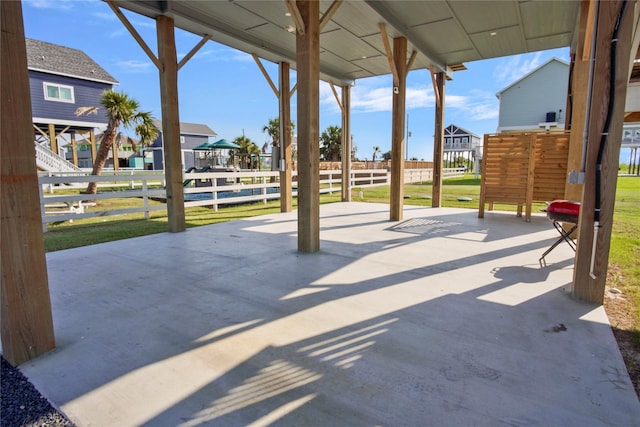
113, 0, 582, 84
449, 1, 520, 35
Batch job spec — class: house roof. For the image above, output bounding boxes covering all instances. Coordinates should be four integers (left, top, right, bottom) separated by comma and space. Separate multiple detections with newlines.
152, 120, 217, 137
445, 124, 480, 138
26, 38, 118, 85
496, 57, 569, 98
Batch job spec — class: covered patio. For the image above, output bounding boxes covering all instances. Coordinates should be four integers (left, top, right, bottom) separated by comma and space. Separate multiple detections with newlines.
20, 204, 640, 425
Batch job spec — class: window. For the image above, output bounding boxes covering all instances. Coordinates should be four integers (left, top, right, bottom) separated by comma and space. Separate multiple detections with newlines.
43, 82, 74, 103
180, 136, 186, 144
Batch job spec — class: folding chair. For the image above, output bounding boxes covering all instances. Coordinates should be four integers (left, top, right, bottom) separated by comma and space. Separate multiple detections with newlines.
539, 200, 580, 263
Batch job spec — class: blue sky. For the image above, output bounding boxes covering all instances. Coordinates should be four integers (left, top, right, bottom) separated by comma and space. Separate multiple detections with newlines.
23, 0, 570, 161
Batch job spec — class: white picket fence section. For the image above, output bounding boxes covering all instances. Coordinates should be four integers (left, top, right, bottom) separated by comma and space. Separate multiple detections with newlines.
39, 168, 464, 229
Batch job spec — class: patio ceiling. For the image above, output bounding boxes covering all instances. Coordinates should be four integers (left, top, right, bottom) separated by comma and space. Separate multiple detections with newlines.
112, 0, 582, 84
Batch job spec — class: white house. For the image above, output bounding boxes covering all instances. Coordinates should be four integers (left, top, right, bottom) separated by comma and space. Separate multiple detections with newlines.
496, 58, 569, 132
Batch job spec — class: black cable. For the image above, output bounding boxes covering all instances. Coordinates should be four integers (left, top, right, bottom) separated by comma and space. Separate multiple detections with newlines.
594, 0, 629, 223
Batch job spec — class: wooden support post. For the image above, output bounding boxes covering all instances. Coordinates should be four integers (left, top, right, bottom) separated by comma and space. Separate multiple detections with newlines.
573, 0, 635, 303
89, 129, 97, 167
564, 0, 594, 202
279, 61, 293, 212
48, 123, 57, 155
296, 0, 320, 252
157, 15, 185, 232
432, 72, 445, 207
112, 141, 119, 170
71, 132, 78, 166
341, 84, 352, 202
390, 37, 407, 221
1, 0, 55, 366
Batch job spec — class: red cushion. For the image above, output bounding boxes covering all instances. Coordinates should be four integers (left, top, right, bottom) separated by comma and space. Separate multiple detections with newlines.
548, 200, 580, 217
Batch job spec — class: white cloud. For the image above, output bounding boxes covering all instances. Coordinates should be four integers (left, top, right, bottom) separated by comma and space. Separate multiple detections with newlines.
493, 52, 544, 85
25, 0, 76, 10
115, 59, 154, 73
193, 48, 253, 63
447, 90, 499, 121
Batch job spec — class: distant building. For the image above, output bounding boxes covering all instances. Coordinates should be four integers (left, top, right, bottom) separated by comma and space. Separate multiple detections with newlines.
149, 120, 218, 170
27, 38, 118, 171
444, 124, 481, 172
496, 58, 569, 133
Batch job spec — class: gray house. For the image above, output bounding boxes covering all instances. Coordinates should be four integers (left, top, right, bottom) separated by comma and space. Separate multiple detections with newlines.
27, 38, 118, 168
496, 58, 569, 132
149, 120, 218, 170
443, 124, 481, 171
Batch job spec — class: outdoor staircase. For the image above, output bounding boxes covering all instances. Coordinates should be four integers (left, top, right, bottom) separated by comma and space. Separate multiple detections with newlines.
35, 143, 83, 173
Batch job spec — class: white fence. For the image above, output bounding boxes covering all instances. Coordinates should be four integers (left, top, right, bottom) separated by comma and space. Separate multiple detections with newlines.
39, 168, 464, 229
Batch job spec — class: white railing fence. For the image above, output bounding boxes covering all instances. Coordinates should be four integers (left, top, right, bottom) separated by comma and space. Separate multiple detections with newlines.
40, 168, 465, 229
35, 143, 83, 173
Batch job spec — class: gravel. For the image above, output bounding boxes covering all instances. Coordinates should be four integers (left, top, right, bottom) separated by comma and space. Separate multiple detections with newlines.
1, 356, 75, 427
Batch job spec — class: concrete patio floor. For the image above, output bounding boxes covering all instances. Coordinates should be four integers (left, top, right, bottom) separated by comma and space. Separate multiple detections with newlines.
19, 202, 640, 426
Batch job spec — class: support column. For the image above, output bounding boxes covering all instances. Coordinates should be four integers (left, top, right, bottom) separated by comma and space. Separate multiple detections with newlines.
157, 15, 185, 232
341, 84, 352, 202
573, 0, 635, 303
1, 0, 55, 365
279, 61, 293, 212
48, 123, 57, 155
296, 0, 320, 252
432, 72, 445, 207
89, 129, 97, 166
71, 132, 78, 166
564, 0, 593, 202
112, 141, 119, 170
390, 37, 407, 221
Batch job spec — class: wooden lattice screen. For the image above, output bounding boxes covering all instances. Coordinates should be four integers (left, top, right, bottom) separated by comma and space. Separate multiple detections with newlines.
478, 131, 570, 221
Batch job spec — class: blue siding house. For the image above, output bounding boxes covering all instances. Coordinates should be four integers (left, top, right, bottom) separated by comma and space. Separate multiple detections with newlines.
149, 120, 218, 170
27, 38, 118, 169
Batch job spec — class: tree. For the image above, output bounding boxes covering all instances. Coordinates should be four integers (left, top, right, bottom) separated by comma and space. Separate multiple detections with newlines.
320, 125, 342, 161
382, 150, 392, 161
234, 135, 261, 169
262, 117, 295, 170
372, 146, 381, 162
76, 90, 157, 194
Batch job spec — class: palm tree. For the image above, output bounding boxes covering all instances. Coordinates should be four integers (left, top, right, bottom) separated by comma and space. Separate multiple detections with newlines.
262, 117, 295, 171
233, 135, 261, 169
320, 125, 342, 161
76, 90, 157, 194
372, 146, 381, 162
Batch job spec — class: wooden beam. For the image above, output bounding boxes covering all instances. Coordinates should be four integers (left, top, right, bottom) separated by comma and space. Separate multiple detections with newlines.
55, 125, 70, 139
573, 0, 636, 303
106, 0, 161, 69
157, 15, 186, 232
48, 123, 57, 154
296, 0, 320, 252
406, 50, 418, 75
71, 132, 78, 166
390, 37, 407, 221
279, 61, 293, 212
89, 129, 97, 167
379, 23, 399, 86
285, 0, 306, 36
252, 54, 279, 98
112, 139, 119, 170
565, 0, 594, 202
320, 0, 342, 32
1, 0, 55, 366
429, 66, 441, 106
581, 0, 596, 62
329, 82, 345, 114
33, 124, 48, 139
431, 72, 445, 207
177, 34, 211, 71
290, 82, 298, 98
341, 84, 352, 202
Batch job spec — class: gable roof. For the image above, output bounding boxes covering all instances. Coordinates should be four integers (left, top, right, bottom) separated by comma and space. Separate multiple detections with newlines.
26, 38, 118, 85
152, 120, 217, 137
445, 124, 480, 138
496, 57, 569, 98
